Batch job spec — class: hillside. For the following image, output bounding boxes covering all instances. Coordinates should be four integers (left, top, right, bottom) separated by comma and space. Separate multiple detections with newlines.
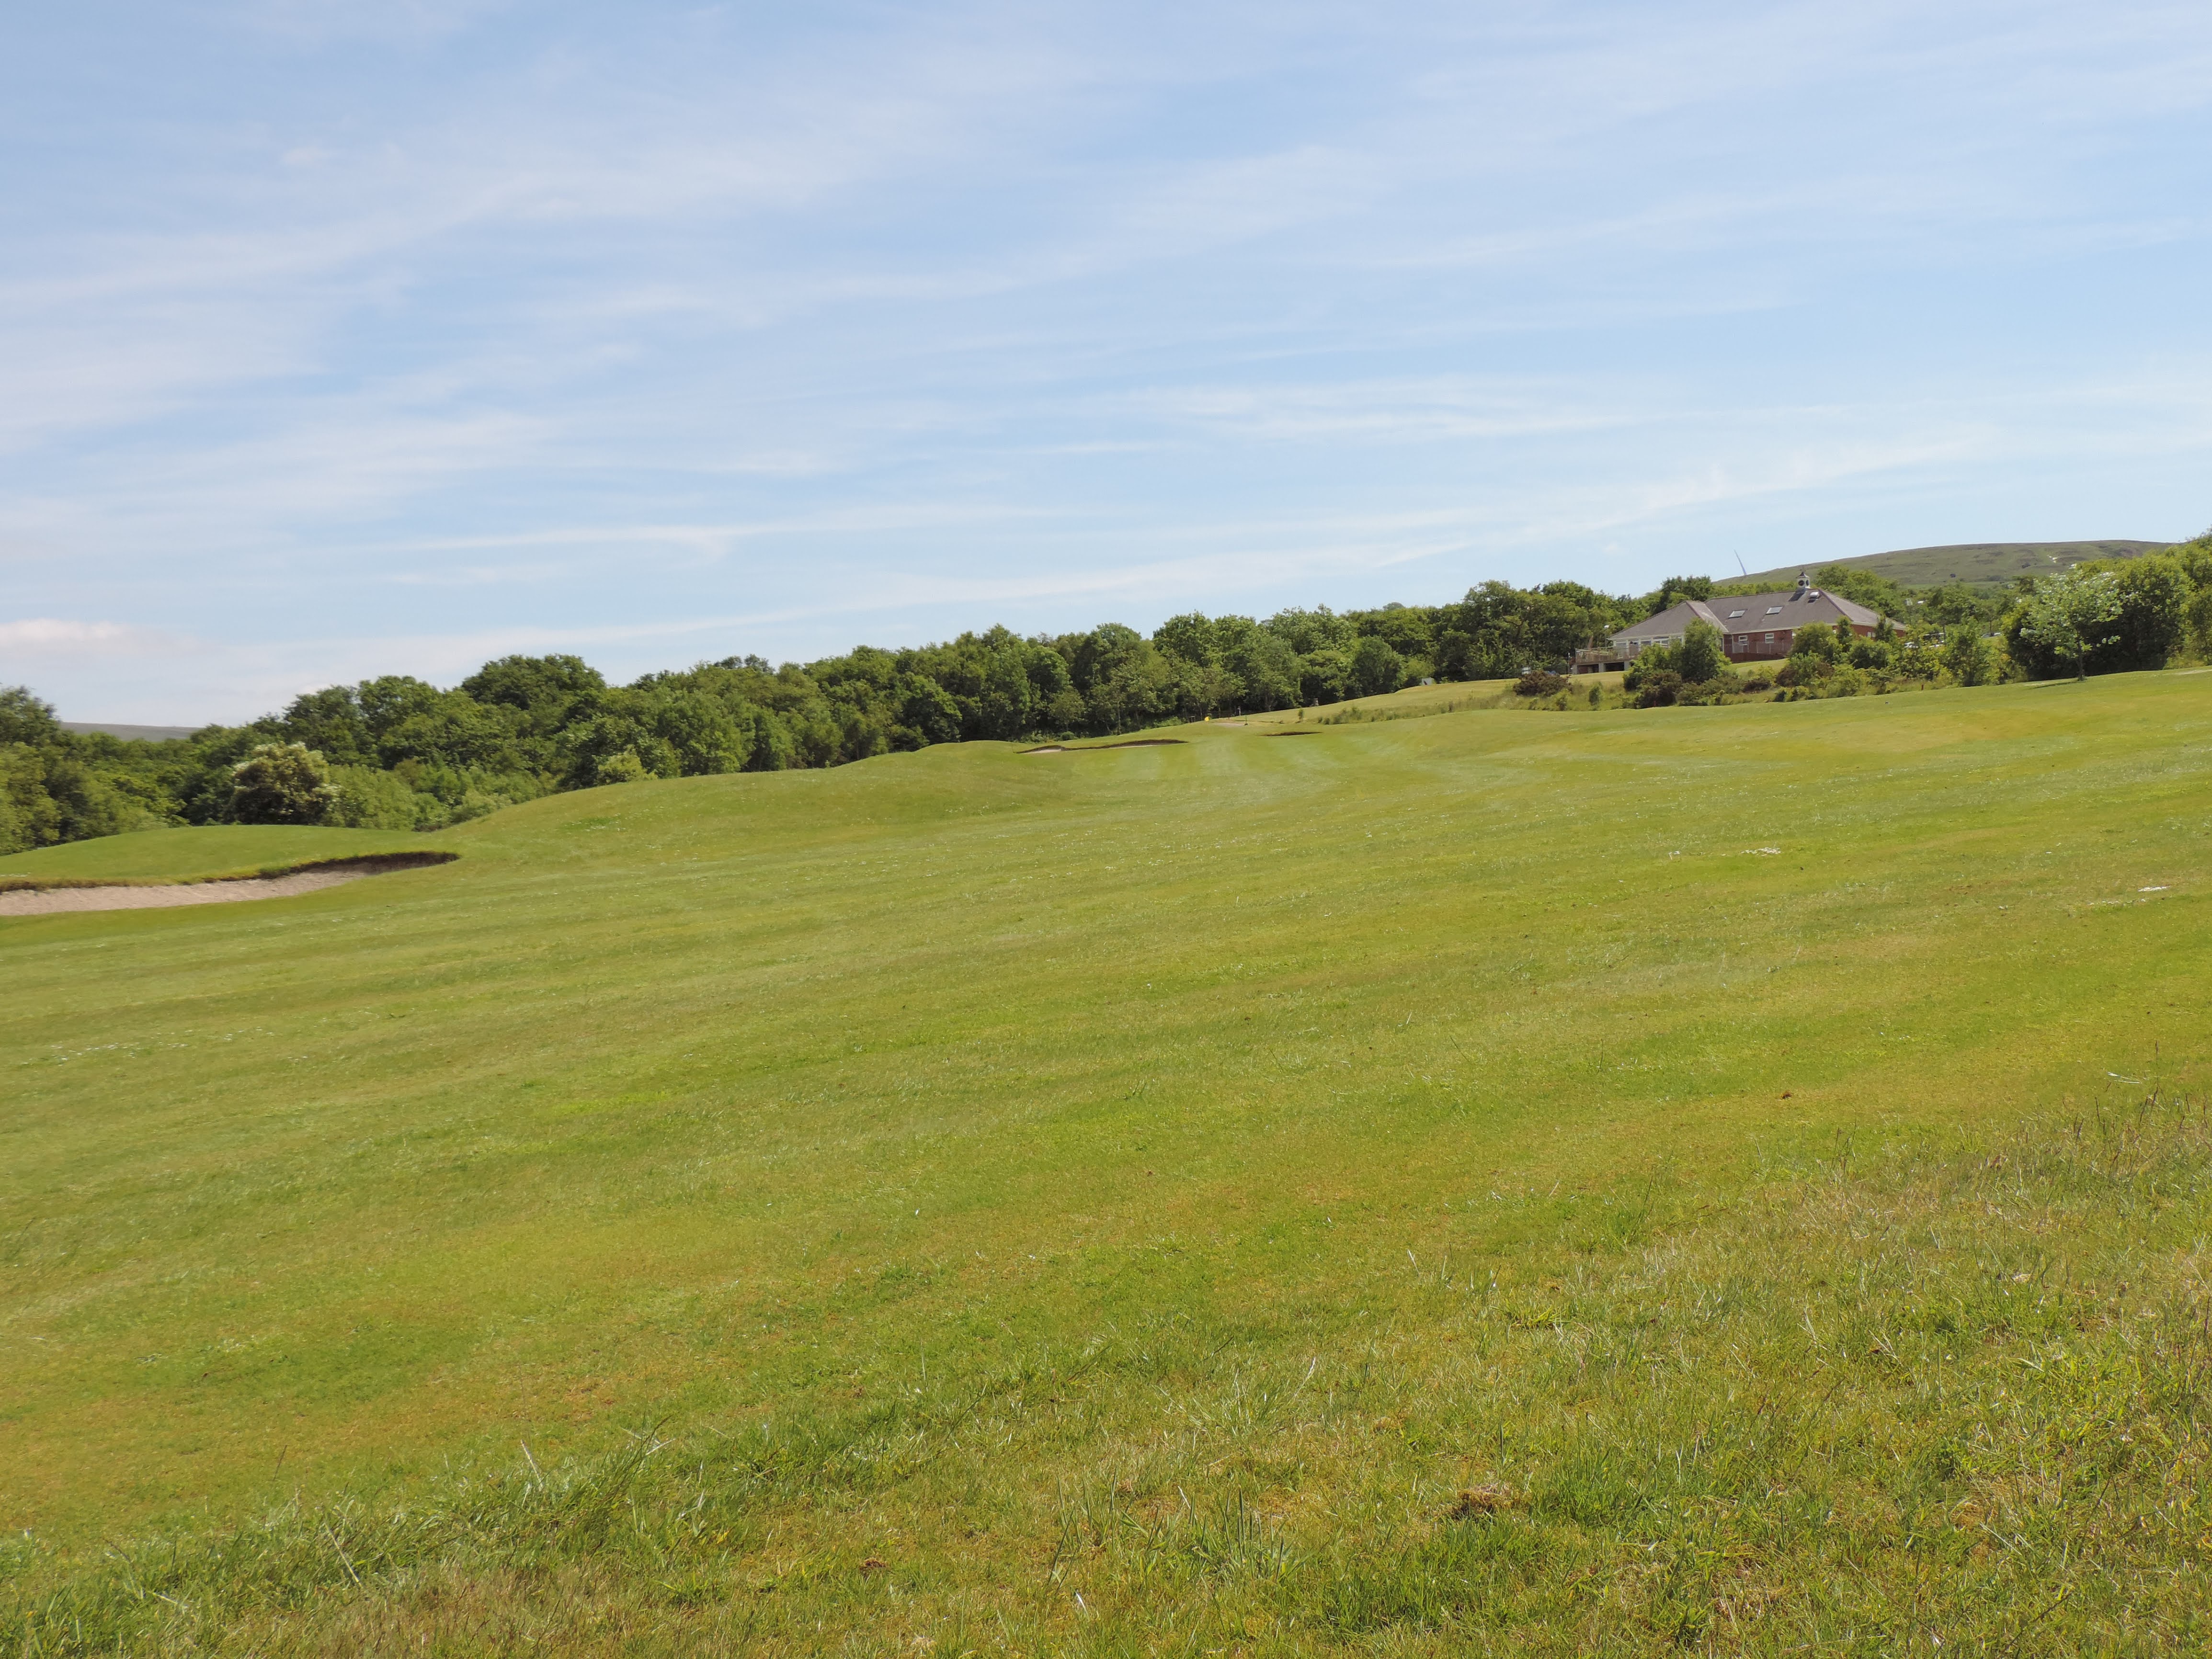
6, 675, 2212, 1653
1733, 538, 2168, 592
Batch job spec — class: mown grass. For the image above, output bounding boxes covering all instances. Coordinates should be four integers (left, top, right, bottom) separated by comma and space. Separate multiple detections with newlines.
4, 673, 2212, 1652
11, 1092, 2211, 1654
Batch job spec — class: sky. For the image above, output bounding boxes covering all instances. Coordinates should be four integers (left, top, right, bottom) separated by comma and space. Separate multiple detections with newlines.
4, 0, 2210, 722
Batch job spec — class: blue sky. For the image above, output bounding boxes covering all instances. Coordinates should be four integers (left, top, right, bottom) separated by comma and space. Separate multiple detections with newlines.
5, 0, 2210, 721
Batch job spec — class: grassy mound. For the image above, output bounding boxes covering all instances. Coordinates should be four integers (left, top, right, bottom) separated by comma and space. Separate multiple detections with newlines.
3, 675, 2209, 1652
0, 825, 435, 890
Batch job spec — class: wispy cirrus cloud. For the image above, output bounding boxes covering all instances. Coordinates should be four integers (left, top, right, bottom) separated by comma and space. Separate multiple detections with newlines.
3, 0, 2211, 721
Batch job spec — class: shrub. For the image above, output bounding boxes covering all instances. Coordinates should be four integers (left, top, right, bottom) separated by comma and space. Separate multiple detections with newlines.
1514, 670, 1568, 698
229, 743, 338, 825
0, 744, 61, 852
1634, 671, 1684, 708
1740, 673, 1774, 693
1940, 630, 1996, 687
1675, 619, 1727, 682
1788, 622, 1840, 666
327, 765, 429, 830
1622, 645, 1674, 691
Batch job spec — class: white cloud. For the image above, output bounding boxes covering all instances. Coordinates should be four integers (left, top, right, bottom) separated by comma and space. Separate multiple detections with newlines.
0, 618, 192, 655
4, 0, 2211, 725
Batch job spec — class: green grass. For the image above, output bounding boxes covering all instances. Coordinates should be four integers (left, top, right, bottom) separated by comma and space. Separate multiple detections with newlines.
0, 825, 433, 888
5, 674, 2212, 1653
1735, 538, 2168, 592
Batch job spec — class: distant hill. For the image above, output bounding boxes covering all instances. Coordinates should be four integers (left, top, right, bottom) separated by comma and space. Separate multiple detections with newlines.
58, 721, 200, 742
1730, 540, 2169, 593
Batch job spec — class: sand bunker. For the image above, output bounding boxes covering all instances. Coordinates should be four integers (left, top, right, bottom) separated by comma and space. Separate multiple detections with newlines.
1020, 738, 1188, 754
0, 854, 450, 917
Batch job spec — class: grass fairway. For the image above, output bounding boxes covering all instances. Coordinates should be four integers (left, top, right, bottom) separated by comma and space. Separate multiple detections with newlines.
5, 675, 2212, 1653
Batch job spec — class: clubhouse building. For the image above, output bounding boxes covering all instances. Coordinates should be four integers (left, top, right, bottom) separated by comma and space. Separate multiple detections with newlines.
1571, 573, 1893, 674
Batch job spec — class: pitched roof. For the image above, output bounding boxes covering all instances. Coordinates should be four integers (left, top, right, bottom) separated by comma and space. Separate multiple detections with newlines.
1612, 583, 1887, 644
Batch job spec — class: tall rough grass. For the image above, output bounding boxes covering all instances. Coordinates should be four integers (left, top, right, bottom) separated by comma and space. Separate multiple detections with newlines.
8, 1086, 2210, 1655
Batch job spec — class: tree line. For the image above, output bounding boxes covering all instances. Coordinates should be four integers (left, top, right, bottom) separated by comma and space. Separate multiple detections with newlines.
4, 540, 2208, 853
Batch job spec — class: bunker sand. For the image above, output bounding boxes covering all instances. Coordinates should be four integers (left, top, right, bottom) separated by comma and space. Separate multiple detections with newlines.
0, 854, 441, 916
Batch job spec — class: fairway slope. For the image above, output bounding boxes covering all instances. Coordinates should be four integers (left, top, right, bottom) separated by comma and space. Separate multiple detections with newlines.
5, 678, 2212, 1654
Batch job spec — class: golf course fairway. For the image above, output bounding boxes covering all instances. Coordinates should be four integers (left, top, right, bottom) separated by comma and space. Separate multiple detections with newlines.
5, 673, 2211, 1654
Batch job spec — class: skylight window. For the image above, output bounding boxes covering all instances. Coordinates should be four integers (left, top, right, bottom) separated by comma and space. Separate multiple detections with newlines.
1727, 609, 1745, 618
1766, 606, 1783, 614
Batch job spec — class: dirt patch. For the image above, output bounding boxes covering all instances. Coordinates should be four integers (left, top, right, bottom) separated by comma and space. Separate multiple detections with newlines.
0, 853, 455, 917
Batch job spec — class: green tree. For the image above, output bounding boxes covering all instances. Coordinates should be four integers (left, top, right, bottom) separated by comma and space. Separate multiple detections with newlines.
355, 676, 443, 741
1297, 646, 1352, 705
377, 691, 521, 771
40, 753, 153, 841
460, 655, 606, 732
1214, 617, 1300, 710
1152, 613, 1218, 666
1352, 603, 1434, 661
2102, 557, 2191, 670
1347, 636, 1404, 698
1262, 606, 1355, 656
1643, 575, 1713, 614
560, 707, 676, 786
1922, 583, 1996, 631
326, 765, 430, 829
2019, 568, 2125, 680
1622, 642, 1675, 690
230, 743, 338, 824
1940, 629, 1995, 687
896, 675, 961, 747
0, 744, 61, 852
1676, 619, 1727, 683
0, 686, 63, 746
1789, 623, 1840, 666
975, 649, 1035, 740
1808, 564, 1911, 620
277, 686, 373, 766
1847, 636, 1895, 671
655, 693, 749, 774
1431, 628, 1477, 680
